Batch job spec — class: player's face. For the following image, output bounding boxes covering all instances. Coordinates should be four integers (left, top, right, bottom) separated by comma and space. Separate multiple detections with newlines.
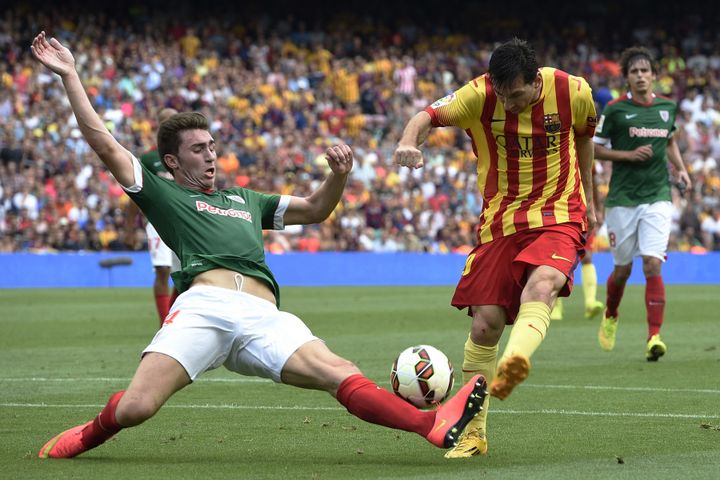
173, 129, 217, 190
626, 59, 655, 96
493, 72, 542, 114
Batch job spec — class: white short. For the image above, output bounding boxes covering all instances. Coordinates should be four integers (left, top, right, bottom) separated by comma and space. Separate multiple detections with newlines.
605, 201, 673, 265
142, 285, 319, 382
146, 222, 180, 272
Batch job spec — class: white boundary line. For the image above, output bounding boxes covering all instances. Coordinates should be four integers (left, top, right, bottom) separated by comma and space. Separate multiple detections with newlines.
0, 377, 269, 384
1, 402, 718, 419
2, 377, 718, 419
1, 377, 719, 395
520, 384, 720, 395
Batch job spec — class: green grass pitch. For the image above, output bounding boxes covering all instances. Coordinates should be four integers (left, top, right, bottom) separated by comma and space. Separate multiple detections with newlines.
2, 285, 719, 479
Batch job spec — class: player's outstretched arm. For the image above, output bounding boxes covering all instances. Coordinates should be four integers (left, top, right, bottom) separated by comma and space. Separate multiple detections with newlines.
284, 144, 353, 225
30, 31, 135, 187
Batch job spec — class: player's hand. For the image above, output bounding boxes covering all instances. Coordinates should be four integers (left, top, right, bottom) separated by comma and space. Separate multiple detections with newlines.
393, 145, 424, 169
30, 31, 76, 77
676, 170, 692, 192
585, 205, 597, 232
626, 145, 653, 162
325, 144, 354, 175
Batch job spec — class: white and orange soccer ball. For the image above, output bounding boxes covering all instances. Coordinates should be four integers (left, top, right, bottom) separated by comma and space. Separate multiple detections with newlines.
390, 345, 454, 409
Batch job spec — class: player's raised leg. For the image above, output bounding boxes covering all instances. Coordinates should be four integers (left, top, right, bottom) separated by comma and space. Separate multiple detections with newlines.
281, 340, 487, 448
492, 265, 565, 400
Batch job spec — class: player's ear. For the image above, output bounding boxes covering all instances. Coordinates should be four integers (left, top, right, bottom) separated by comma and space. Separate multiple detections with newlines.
533, 71, 542, 88
164, 154, 179, 171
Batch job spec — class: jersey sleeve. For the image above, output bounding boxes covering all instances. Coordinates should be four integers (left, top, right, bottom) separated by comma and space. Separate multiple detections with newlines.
122, 152, 150, 194
122, 153, 174, 218
241, 189, 283, 230
570, 75, 597, 137
424, 78, 484, 130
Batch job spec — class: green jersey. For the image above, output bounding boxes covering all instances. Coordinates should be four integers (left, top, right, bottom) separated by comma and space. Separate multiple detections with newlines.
125, 156, 285, 304
139, 148, 169, 176
595, 93, 677, 207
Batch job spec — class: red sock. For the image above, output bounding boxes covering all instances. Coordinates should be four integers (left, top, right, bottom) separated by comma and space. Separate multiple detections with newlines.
605, 272, 626, 318
336, 374, 434, 436
645, 275, 666, 339
81, 390, 125, 448
154, 293, 170, 325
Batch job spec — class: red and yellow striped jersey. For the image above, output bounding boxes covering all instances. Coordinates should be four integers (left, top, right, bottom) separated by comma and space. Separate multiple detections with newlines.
425, 67, 597, 244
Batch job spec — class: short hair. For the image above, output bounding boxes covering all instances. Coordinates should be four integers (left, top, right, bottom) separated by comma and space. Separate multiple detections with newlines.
157, 112, 209, 173
488, 38, 539, 91
158, 107, 178, 124
620, 46, 656, 77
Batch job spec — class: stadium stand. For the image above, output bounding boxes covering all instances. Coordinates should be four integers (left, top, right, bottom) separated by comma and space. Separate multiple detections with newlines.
1, 0, 719, 253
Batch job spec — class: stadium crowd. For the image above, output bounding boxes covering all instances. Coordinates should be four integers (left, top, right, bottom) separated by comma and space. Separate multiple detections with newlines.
2, 3, 720, 254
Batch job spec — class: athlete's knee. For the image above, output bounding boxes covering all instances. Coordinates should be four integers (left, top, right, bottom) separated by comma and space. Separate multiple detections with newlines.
327, 360, 362, 384
282, 342, 361, 392
470, 307, 505, 345
523, 267, 565, 304
642, 256, 662, 277
321, 354, 360, 375
308, 360, 361, 393
154, 266, 171, 283
613, 264, 632, 282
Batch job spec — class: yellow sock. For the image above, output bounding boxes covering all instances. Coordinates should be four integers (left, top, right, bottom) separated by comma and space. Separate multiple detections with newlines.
460, 336, 498, 434
550, 297, 563, 320
499, 301, 550, 362
582, 263, 598, 307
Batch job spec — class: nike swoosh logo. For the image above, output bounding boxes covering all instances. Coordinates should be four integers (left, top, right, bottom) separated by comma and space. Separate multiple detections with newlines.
551, 253, 572, 262
432, 419, 447, 434
625, 114, 638, 119
189, 195, 202, 198
490, 118, 505, 123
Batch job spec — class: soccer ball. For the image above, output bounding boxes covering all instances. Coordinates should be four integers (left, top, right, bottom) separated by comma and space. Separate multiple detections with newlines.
390, 345, 454, 409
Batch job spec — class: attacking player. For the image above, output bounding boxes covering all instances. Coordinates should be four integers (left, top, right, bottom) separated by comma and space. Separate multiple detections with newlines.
394, 38, 597, 458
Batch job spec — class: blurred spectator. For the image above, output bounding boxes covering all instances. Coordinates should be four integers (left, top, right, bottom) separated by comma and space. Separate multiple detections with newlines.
0, 2, 718, 253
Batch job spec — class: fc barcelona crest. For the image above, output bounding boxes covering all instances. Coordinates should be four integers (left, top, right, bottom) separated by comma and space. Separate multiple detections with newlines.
544, 113, 561, 133
659, 110, 670, 122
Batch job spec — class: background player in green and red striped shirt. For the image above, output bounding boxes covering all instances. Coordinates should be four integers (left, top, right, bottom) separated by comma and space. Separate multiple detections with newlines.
594, 47, 691, 361
394, 38, 597, 459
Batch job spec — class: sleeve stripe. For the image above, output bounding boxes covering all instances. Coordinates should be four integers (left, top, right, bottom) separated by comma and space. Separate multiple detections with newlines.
274, 195, 290, 229
593, 136, 611, 146
424, 106, 441, 127
121, 153, 144, 193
